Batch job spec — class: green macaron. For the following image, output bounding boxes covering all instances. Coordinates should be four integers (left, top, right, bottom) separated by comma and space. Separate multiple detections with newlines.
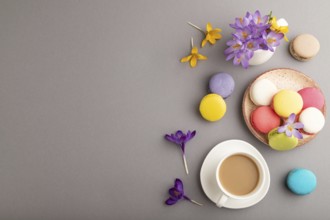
268, 128, 298, 151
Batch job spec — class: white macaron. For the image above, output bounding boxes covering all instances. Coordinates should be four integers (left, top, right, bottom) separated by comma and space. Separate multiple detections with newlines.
250, 79, 278, 106
299, 107, 325, 134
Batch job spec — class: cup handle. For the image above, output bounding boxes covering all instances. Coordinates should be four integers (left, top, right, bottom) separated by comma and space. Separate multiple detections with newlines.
216, 194, 228, 208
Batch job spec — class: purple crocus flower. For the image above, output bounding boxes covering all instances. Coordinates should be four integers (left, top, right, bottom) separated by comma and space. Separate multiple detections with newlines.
250, 24, 269, 39
245, 11, 252, 21
224, 38, 244, 59
263, 31, 284, 52
229, 16, 250, 29
249, 11, 270, 40
233, 49, 254, 69
245, 39, 260, 51
251, 10, 270, 28
278, 113, 304, 139
165, 178, 203, 206
164, 130, 196, 174
225, 10, 285, 69
233, 28, 253, 41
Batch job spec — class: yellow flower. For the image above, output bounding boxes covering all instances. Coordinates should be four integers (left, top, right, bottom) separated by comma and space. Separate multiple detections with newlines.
180, 46, 207, 68
269, 16, 289, 42
201, 23, 222, 47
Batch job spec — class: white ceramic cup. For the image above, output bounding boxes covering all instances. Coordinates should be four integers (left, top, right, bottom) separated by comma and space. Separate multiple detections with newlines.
215, 152, 266, 208
248, 49, 275, 66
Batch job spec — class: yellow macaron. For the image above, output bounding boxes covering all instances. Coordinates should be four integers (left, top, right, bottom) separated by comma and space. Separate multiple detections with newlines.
272, 90, 303, 118
199, 94, 226, 122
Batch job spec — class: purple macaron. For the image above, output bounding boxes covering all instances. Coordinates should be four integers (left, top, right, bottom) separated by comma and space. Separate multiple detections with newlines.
209, 73, 235, 99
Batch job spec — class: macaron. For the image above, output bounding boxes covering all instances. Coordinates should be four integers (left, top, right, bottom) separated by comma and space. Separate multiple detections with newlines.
209, 73, 235, 99
199, 94, 226, 122
250, 79, 278, 106
272, 90, 303, 118
251, 106, 281, 134
298, 87, 325, 110
289, 34, 320, 61
299, 107, 325, 134
286, 168, 317, 195
268, 128, 298, 151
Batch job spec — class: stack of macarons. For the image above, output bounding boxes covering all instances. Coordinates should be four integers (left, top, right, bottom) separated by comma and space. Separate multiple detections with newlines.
199, 73, 235, 122
249, 78, 325, 151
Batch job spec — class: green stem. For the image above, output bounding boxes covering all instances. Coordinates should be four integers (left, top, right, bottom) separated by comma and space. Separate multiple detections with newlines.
268, 11, 273, 22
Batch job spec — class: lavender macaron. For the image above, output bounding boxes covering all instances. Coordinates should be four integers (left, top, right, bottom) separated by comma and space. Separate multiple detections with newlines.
209, 73, 235, 99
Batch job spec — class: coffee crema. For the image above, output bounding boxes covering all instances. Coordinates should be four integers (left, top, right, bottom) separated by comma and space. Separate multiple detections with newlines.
219, 154, 259, 196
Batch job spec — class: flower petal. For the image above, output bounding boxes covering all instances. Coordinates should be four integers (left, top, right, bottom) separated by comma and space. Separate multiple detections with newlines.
281, 26, 289, 34
288, 113, 296, 124
201, 38, 207, 48
233, 55, 241, 65
191, 47, 198, 54
209, 30, 220, 35
165, 197, 178, 205
197, 54, 207, 60
187, 130, 196, 140
241, 58, 249, 69
211, 33, 222, 39
206, 22, 212, 32
190, 56, 197, 67
171, 134, 180, 145
175, 130, 183, 139
169, 188, 176, 197
169, 187, 182, 199
185, 131, 191, 140
268, 46, 275, 52
225, 53, 235, 61
179, 134, 187, 144
293, 122, 304, 129
292, 129, 303, 139
277, 126, 287, 133
285, 129, 292, 137
165, 134, 176, 143
208, 37, 216, 44
174, 178, 184, 192
180, 55, 192, 63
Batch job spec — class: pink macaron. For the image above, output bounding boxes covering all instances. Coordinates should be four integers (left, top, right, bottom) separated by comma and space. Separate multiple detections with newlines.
298, 87, 325, 110
251, 106, 281, 134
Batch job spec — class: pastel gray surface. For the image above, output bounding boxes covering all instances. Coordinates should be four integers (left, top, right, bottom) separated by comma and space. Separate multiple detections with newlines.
0, 0, 330, 220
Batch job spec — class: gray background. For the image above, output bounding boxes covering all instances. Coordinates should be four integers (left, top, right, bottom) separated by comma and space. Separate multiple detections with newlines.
0, 0, 329, 219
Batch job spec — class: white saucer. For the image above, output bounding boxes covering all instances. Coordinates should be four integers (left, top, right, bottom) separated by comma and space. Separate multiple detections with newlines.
200, 139, 270, 209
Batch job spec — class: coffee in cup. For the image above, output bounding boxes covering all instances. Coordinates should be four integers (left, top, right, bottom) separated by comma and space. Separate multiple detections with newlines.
215, 152, 265, 207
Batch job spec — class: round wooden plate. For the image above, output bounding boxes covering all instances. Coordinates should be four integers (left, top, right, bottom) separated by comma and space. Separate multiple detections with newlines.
242, 68, 326, 147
